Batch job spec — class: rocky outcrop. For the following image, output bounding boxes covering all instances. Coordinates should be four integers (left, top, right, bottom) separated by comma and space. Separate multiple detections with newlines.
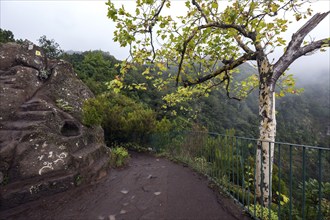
0, 41, 110, 210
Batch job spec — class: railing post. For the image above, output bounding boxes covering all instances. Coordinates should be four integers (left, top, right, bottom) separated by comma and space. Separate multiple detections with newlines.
236, 138, 239, 201
289, 145, 293, 220
260, 140, 264, 220
278, 143, 281, 220
253, 139, 257, 218
302, 147, 306, 220
269, 141, 272, 220
318, 149, 322, 220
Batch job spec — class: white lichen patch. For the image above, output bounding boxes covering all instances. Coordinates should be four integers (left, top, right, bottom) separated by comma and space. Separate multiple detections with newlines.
38, 151, 68, 175
29, 184, 41, 194
39, 162, 54, 175
48, 151, 53, 158
58, 144, 66, 150
53, 152, 68, 164
42, 141, 47, 148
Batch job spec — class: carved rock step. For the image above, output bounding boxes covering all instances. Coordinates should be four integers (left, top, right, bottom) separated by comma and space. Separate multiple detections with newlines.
20, 99, 52, 112
82, 154, 109, 183
15, 110, 53, 121
72, 144, 104, 165
0, 171, 77, 210
0, 120, 45, 131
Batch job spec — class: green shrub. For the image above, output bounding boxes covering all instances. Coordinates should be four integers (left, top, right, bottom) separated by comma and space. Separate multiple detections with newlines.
82, 95, 107, 126
110, 147, 130, 167
298, 179, 330, 219
246, 204, 278, 220
82, 92, 157, 146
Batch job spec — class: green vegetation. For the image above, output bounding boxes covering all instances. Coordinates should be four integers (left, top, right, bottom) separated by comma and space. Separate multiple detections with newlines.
56, 99, 73, 112
0, 173, 9, 186
110, 146, 130, 168
59, 47, 329, 148
246, 204, 278, 220
0, 28, 23, 44
74, 174, 83, 186
0, 28, 15, 43
150, 131, 329, 220
83, 92, 158, 146
37, 35, 63, 58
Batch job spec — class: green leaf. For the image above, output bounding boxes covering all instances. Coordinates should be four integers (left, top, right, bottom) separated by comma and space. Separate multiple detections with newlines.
211, 2, 218, 9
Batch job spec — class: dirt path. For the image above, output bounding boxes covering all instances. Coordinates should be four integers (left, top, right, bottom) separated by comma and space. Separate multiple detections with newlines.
1, 152, 250, 220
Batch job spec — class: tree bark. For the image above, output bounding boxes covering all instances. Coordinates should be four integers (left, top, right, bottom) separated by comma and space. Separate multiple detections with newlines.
255, 58, 276, 207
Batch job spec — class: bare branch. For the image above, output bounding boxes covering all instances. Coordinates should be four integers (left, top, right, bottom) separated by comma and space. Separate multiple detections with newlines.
176, 29, 198, 85
298, 38, 330, 56
149, 27, 156, 62
235, 36, 254, 53
149, 0, 167, 27
148, 0, 167, 61
183, 52, 257, 86
224, 70, 241, 101
192, 0, 209, 23
175, 21, 255, 85
273, 11, 330, 81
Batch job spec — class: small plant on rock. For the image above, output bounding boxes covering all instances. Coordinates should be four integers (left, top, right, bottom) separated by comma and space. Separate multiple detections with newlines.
110, 147, 130, 168
56, 98, 73, 112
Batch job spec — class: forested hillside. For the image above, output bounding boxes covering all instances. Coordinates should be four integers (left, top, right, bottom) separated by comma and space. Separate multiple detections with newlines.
1, 29, 327, 147
61, 50, 329, 147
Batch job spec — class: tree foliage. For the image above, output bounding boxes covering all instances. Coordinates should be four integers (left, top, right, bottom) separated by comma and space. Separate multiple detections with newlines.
83, 92, 162, 146
106, 0, 328, 104
61, 49, 329, 147
0, 28, 15, 43
37, 35, 63, 58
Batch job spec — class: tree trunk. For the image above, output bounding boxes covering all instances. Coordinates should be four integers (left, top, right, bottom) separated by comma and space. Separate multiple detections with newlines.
255, 58, 276, 207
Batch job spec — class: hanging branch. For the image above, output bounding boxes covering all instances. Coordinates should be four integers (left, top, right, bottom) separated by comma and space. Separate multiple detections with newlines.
183, 52, 257, 86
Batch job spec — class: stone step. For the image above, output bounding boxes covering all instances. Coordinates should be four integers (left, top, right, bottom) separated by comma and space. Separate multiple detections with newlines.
0, 171, 77, 210
15, 110, 52, 121
72, 144, 103, 160
88, 154, 109, 180
20, 99, 52, 112
0, 120, 45, 130
77, 154, 109, 185
72, 144, 109, 175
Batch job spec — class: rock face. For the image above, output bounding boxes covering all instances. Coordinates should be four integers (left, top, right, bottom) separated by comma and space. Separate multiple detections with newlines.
0, 41, 110, 210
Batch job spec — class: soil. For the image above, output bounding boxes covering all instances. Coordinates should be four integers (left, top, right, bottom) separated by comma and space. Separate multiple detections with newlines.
0, 152, 251, 220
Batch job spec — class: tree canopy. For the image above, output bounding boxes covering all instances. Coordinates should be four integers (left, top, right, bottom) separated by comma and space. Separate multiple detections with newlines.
0, 29, 15, 43
37, 35, 63, 59
106, 0, 329, 104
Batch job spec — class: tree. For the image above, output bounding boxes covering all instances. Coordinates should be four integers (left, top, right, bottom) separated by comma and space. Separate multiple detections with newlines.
37, 35, 63, 58
0, 28, 15, 43
106, 0, 329, 206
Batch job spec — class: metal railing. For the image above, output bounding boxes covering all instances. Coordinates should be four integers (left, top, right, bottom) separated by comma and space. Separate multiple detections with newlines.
149, 131, 330, 220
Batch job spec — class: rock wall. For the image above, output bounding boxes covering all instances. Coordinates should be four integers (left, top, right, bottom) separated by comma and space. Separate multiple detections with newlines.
0, 41, 110, 210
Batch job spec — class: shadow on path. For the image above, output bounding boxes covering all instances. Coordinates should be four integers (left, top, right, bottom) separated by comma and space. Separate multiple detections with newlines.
1, 152, 251, 220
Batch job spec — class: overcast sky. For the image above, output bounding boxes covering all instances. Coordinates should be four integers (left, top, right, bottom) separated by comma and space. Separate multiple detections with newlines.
0, 0, 329, 78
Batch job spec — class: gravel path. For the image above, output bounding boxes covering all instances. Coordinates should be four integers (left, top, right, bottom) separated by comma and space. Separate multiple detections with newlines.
1, 152, 251, 220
